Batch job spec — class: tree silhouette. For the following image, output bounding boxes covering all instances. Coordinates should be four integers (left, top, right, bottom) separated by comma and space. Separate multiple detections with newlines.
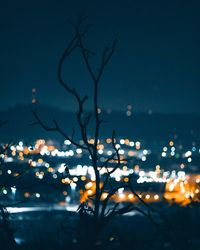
31, 14, 160, 249
0, 122, 17, 249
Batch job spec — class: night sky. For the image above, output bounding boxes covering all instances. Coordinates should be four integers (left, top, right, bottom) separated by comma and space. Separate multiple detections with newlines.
1, 0, 200, 113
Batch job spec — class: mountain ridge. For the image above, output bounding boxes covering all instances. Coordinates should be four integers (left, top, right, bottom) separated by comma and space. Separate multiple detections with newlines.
0, 104, 199, 143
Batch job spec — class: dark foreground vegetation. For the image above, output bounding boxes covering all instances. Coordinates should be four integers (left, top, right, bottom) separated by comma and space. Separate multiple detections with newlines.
0, 202, 199, 250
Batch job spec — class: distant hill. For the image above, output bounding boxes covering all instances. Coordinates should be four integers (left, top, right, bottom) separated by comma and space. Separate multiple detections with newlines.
0, 104, 199, 144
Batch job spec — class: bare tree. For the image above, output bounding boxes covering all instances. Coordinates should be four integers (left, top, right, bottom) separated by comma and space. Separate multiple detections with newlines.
31, 14, 160, 249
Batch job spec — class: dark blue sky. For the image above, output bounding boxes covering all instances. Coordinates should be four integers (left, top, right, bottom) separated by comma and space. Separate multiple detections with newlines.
0, 0, 200, 113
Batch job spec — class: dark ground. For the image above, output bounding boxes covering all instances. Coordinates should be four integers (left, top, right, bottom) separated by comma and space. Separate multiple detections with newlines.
1, 202, 199, 250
